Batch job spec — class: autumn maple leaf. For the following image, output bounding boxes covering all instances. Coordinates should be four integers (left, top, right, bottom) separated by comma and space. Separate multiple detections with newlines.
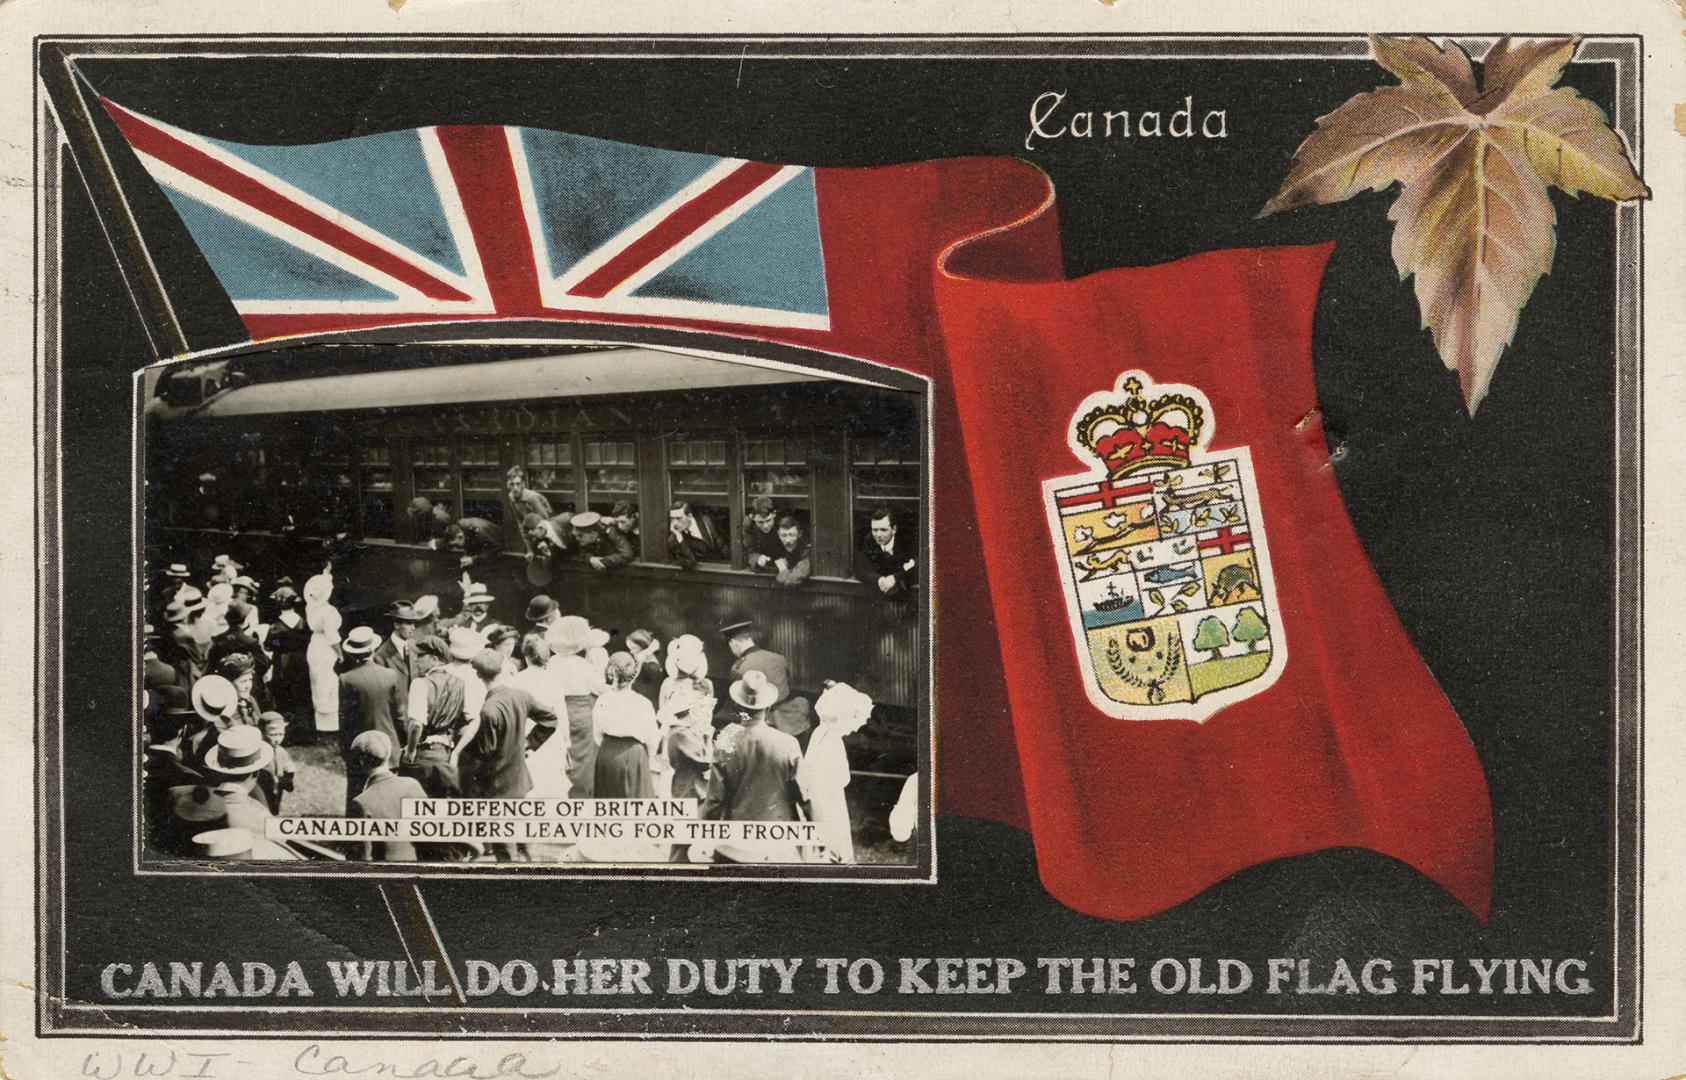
1261, 36, 1649, 413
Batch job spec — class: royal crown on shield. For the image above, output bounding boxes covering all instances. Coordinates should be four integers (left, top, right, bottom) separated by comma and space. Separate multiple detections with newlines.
1074, 377, 1208, 479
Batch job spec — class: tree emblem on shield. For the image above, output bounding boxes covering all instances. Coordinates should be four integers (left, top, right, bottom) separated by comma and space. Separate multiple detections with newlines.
1041, 370, 1286, 721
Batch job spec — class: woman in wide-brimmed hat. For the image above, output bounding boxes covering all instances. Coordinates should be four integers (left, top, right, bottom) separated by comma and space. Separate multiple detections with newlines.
214, 652, 262, 728
547, 615, 608, 798
804, 682, 875, 864
264, 582, 312, 741
661, 680, 717, 805
659, 635, 709, 712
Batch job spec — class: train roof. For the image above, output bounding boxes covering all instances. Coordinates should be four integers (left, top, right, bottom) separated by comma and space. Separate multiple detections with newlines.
149, 347, 832, 420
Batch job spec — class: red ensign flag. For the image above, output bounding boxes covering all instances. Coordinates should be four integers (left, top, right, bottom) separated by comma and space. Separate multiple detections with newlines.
103, 104, 1493, 920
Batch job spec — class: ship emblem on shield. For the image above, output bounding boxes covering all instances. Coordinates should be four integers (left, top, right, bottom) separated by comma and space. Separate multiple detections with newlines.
1042, 370, 1286, 721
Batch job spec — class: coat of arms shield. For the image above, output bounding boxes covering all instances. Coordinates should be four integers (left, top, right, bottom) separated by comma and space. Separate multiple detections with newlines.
1043, 370, 1286, 721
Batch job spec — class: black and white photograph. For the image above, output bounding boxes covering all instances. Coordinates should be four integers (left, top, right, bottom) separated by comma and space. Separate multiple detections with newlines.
141, 343, 929, 871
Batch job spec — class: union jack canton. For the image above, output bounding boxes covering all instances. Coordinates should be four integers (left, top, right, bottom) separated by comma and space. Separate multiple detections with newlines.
100, 99, 832, 342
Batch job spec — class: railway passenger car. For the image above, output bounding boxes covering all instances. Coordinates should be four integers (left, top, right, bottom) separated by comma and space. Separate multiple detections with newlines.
144, 346, 927, 778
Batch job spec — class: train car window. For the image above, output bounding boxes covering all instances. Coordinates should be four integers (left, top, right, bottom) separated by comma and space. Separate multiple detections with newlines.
232, 445, 277, 532
360, 444, 395, 540
458, 440, 506, 528
524, 438, 576, 515
850, 433, 922, 554
742, 435, 814, 546
667, 435, 732, 563
411, 442, 454, 500
583, 437, 637, 516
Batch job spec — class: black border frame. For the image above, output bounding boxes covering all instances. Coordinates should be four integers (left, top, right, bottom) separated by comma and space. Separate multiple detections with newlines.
33, 32, 1643, 1043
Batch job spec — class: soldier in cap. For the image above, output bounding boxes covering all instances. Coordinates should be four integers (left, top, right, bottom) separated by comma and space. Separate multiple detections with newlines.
716, 616, 814, 745
567, 511, 634, 572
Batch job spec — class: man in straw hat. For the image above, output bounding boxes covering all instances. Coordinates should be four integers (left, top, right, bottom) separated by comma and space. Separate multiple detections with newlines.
163, 586, 214, 686
151, 562, 194, 621
699, 669, 811, 863
190, 673, 247, 738
338, 626, 405, 814
457, 580, 496, 634
200, 725, 276, 838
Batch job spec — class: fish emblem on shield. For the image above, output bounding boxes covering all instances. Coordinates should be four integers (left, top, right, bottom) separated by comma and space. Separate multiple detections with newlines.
1042, 370, 1286, 721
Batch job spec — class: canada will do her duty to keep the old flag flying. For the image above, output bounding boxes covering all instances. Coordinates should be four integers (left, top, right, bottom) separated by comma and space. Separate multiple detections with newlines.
98, 95, 1492, 922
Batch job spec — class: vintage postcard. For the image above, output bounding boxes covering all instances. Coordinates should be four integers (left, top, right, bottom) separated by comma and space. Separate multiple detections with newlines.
2, 0, 1684, 1076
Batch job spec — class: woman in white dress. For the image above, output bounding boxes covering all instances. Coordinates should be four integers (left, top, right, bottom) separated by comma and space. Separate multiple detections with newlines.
805, 682, 875, 864
511, 633, 571, 798
547, 615, 609, 798
302, 572, 342, 736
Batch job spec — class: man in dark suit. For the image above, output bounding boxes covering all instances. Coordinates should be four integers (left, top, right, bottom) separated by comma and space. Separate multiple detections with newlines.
407, 497, 454, 546
338, 626, 405, 815
347, 730, 426, 862
667, 500, 727, 569
459, 649, 558, 861
702, 669, 811, 862
718, 617, 813, 744
855, 506, 918, 601
742, 495, 782, 572
373, 602, 424, 699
